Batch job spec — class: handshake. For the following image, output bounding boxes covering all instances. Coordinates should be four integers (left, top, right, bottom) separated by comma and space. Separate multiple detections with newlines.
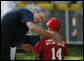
21, 43, 33, 52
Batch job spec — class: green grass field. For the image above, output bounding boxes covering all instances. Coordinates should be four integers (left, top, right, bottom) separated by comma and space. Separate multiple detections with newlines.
15, 45, 83, 60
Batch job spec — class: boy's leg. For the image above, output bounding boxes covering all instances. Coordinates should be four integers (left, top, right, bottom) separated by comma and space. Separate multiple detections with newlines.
10, 47, 16, 60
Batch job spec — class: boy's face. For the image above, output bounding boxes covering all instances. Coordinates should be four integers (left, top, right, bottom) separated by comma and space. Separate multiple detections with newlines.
48, 28, 57, 33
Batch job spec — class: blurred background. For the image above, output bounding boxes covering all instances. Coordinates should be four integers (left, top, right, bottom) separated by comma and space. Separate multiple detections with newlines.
11, 1, 83, 60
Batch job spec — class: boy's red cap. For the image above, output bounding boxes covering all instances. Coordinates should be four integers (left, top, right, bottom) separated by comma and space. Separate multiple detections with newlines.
46, 18, 61, 32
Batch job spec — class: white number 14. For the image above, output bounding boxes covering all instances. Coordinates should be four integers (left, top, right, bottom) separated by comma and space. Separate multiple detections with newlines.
51, 47, 62, 60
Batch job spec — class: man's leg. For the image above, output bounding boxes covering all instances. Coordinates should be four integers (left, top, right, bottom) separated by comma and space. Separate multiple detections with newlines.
1, 40, 10, 60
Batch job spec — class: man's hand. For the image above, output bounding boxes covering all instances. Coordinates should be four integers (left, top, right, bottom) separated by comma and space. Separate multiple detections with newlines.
57, 41, 65, 47
21, 44, 33, 52
47, 30, 64, 44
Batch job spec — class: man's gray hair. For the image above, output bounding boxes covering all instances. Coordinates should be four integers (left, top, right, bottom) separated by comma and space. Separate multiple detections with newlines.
31, 6, 45, 13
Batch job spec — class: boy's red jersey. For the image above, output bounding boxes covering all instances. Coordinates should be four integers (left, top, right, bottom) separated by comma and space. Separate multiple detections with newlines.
33, 37, 68, 60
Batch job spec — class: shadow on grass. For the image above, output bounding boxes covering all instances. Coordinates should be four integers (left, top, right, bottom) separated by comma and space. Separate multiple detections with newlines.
64, 44, 83, 60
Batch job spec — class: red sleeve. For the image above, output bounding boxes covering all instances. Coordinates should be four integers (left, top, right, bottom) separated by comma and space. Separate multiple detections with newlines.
63, 42, 68, 56
33, 37, 47, 53
61, 38, 68, 56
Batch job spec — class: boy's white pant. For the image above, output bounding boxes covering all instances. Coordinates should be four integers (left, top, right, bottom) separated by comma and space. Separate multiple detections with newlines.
10, 47, 16, 60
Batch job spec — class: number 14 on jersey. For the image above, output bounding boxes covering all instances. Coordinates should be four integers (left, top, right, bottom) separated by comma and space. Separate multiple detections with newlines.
51, 47, 62, 60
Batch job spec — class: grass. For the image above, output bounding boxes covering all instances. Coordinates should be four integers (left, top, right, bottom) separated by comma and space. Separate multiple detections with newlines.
64, 44, 83, 60
15, 52, 35, 60
15, 45, 83, 60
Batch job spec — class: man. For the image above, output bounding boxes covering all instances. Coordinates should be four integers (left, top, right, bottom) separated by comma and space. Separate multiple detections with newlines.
1, 7, 64, 60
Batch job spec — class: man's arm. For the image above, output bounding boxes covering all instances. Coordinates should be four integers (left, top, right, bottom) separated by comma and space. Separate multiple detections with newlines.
26, 22, 64, 43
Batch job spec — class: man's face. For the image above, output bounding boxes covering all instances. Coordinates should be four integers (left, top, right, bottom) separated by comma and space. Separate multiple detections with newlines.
34, 11, 46, 24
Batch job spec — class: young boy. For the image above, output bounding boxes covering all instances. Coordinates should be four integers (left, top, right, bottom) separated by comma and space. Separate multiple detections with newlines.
33, 18, 68, 60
